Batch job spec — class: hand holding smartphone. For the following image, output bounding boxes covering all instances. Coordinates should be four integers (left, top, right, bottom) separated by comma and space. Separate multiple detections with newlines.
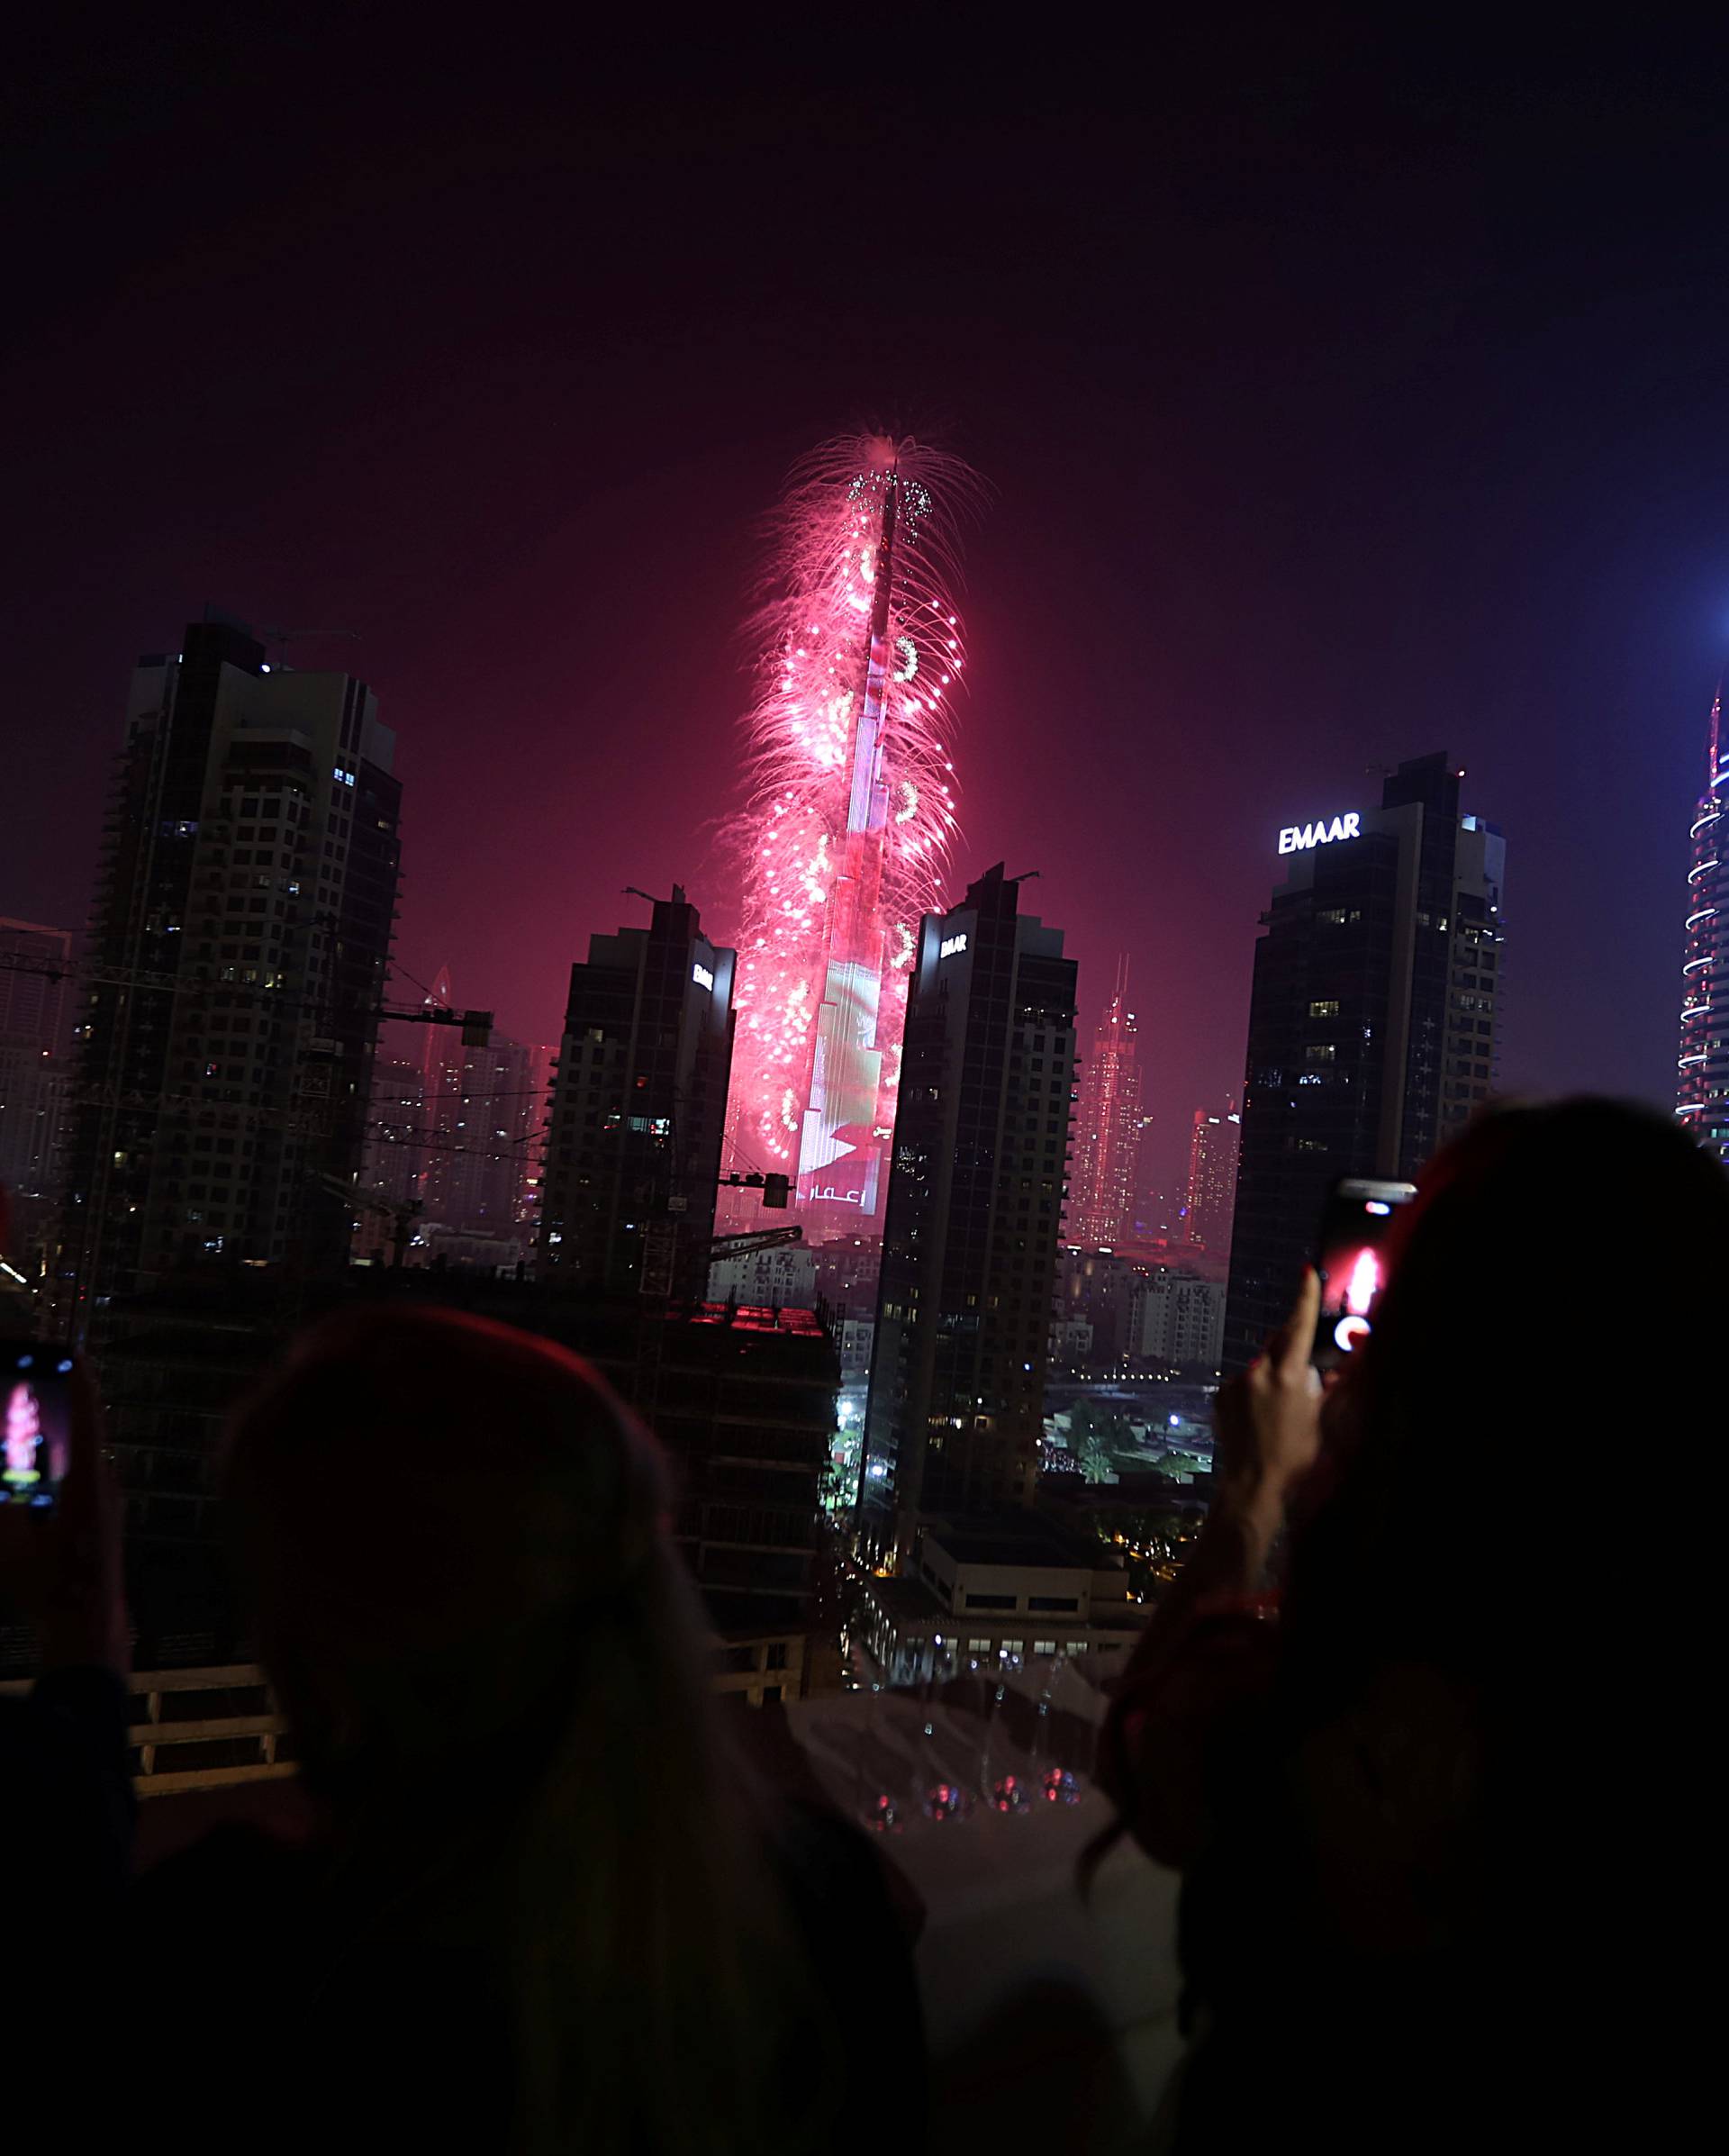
1313, 1177, 1417, 1369
3, 1344, 76, 1512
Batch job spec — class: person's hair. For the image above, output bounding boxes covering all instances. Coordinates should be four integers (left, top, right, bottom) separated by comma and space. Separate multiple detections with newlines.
1288, 1099, 1729, 1677
223, 1304, 822, 2156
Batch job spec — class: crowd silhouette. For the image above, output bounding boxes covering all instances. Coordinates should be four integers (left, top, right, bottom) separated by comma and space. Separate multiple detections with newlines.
2, 1097, 1720, 2151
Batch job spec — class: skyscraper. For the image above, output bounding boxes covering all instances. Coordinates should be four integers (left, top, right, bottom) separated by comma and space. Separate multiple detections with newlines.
63, 615, 401, 1322
1224, 754, 1505, 1370
723, 437, 976, 1244
0, 919, 74, 1283
861, 865, 1077, 1557
1183, 1100, 1240, 1258
1068, 958, 1143, 1246
403, 971, 539, 1261
539, 887, 735, 1299
1678, 679, 1729, 1164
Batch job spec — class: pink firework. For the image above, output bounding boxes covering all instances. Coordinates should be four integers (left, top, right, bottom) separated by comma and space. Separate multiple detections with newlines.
724, 433, 984, 1235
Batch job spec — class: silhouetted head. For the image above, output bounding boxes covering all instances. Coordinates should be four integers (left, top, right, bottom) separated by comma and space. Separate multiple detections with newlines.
226, 1304, 685, 1804
1296, 1099, 1729, 1668
223, 1303, 826, 2154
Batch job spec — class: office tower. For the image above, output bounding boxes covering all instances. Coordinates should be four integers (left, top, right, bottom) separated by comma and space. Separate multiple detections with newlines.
1068, 958, 1143, 1246
1183, 1101, 1241, 1257
1223, 754, 1506, 1370
0, 919, 74, 1282
63, 615, 402, 1321
1679, 679, 1729, 1163
861, 864, 1077, 1557
539, 887, 735, 1298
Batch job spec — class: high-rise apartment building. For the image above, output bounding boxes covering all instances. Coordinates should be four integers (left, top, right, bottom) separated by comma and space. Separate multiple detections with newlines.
862, 865, 1077, 1556
1224, 753, 1505, 1370
539, 888, 735, 1298
63, 616, 401, 1320
358, 1049, 426, 1213
1678, 679, 1729, 1164
1182, 1101, 1240, 1258
1068, 959, 1143, 1246
0, 919, 74, 1286
1132, 1265, 1227, 1375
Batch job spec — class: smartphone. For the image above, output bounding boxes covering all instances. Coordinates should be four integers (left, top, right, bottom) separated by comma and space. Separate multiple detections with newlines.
1313, 1177, 1417, 1368
2, 1344, 77, 1512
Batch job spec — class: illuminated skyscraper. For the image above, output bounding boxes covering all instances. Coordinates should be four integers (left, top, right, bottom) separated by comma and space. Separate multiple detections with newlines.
1678, 679, 1729, 1164
722, 436, 978, 1242
1183, 1100, 1240, 1257
1067, 959, 1142, 1247
1224, 754, 1505, 1370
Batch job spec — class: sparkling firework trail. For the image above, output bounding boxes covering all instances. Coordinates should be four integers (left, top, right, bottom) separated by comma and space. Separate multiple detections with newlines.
724, 433, 984, 1233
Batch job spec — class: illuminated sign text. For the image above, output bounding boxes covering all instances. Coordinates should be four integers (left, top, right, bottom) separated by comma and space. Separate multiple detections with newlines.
692, 963, 714, 992
1279, 811, 1361, 855
939, 933, 967, 958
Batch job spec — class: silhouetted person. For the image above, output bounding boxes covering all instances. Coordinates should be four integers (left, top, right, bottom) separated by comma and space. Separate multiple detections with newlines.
0, 1187, 132, 2132
1098, 1101, 1728, 2150
134, 1306, 922, 2154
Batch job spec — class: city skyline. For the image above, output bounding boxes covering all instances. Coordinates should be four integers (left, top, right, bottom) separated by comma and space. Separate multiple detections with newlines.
7, 34, 1725, 1212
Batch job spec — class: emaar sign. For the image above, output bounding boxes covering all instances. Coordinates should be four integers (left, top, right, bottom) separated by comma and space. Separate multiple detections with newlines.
1279, 811, 1361, 855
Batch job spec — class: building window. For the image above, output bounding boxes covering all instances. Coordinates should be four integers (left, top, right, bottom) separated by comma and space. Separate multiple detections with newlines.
966, 1638, 991, 1653
1033, 1640, 1058, 1657
1308, 999, 1340, 1018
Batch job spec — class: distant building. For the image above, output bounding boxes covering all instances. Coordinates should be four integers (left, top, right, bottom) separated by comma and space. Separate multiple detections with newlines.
0, 919, 74, 1282
539, 887, 735, 1300
862, 865, 1078, 1556
1679, 677, 1729, 1163
707, 1242, 818, 1309
1055, 1247, 1146, 1373
1224, 754, 1505, 1369
359, 1048, 426, 1214
1132, 1266, 1226, 1376
1068, 959, 1143, 1246
1182, 1101, 1240, 1257
855, 1512, 1143, 1684
62, 615, 401, 1318
516, 1041, 557, 1237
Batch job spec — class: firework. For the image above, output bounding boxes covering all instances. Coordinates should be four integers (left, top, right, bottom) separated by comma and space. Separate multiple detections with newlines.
724, 433, 983, 1236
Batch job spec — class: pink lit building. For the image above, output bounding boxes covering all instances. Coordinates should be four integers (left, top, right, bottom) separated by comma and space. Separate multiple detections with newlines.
1067, 960, 1142, 1248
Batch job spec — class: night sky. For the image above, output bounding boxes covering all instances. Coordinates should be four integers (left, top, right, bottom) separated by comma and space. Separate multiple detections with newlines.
8, 23, 1726, 1194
